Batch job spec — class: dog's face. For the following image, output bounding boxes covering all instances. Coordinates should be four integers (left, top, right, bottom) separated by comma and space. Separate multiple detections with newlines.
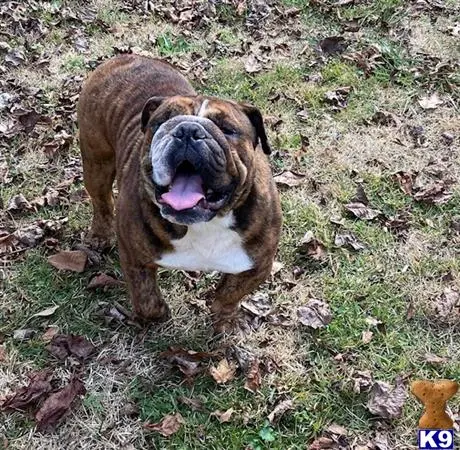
141, 95, 271, 225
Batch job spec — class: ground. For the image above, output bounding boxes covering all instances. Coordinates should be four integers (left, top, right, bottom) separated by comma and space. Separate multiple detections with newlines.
0, 0, 459, 449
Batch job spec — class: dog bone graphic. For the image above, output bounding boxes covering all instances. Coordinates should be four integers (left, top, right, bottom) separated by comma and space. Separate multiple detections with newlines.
411, 380, 458, 429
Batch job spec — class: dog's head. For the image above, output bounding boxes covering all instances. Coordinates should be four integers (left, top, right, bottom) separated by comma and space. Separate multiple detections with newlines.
140, 95, 271, 225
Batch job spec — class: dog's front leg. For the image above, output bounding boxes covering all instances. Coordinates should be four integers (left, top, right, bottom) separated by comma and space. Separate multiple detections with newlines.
210, 262, 273, 333
118, 245, 170, 323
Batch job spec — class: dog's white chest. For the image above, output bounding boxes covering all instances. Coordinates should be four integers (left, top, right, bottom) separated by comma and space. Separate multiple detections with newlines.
155, 214, 253, 274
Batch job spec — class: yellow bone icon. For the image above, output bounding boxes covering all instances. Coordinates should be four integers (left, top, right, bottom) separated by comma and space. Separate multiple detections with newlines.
411, 380, 458, 429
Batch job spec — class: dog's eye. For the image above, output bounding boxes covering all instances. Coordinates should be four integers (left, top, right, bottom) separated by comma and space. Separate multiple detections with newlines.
221, 125, 237, 136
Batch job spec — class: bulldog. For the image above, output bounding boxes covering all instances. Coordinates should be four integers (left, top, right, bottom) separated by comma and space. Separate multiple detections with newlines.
78, 54, 282, 332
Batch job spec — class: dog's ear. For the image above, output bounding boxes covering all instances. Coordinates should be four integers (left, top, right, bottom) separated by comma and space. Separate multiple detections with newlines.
141, 96, 166, 132
239, 103, 271, 155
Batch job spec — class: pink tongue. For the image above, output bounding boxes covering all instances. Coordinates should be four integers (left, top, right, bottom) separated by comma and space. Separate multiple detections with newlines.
161, 174, 205, 211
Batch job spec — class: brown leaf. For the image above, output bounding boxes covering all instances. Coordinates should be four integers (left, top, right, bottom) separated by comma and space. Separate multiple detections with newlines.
47, 250, 87, 273
334, 232, 365, 251
298, 231, 327, 260
413, 181, 453, 205
244, 54, 262, 73
423, 353, 448, 365
353, 370, 373, 394
362, 330, 373, 344
6, 194, 33, 213
267, 398, 293, 424
244, 358, 261, 393
393, 171, 417, 195
144, 413, 184, 437
327, 423, 348, 436
87, 273, 123, 290
241, 293, 272, 317
178, 396, 205, 411
298, 299, 332, 329
47, 334, 95, 360
273, 170, 306, 188
367, 379, 407, 419
345, 202, 381, 220
35, 377, 86, 432
1, 371, 53, 410
160, 347, 214, 379
324, 86, 351, 110
418, 92, 443, 110
41, 326, 59, 342
432, 286, 459, 321
309, 437, 337, 449
210, 359, 236, 384
211, 408, 234, 423
319, 36, 348, 55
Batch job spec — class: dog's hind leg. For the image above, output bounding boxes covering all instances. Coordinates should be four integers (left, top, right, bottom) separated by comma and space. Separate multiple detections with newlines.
80, 132, 116, 250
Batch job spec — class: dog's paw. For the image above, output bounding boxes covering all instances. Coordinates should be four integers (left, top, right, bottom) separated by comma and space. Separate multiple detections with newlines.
84, 232, 113, 252
133, 302, 171, 325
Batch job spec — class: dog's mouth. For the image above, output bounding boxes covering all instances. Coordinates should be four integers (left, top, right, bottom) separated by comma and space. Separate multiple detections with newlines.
157, 161, 229, 212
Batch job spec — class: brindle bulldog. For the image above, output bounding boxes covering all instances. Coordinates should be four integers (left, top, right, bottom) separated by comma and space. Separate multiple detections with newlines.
78, 54, 282, 332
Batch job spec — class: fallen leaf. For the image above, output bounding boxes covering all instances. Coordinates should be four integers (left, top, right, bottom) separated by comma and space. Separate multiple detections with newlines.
345, 202, 381, 220
273, 170, 306, 187
309, 437, 337, 449
245, 54, 262, 73
1, 371, 52, 410
47, 334, 95, 360
87, 273, 123, 289
120, 402, 139, 417
367, 379, 407, 419
6, 194, 33, 213
32, 305, 59, 318
423, 353, 448, 364
324, 86, 351, 110
244, 358, 261, 393
334, 232, 365, 251
413, 181, 453, 205
35, 377, 86, 431
160, 347, 214, 379
211, 408, 234, 423
13, 329, 35, 341
418, 92, 443, 110
241, 293, 272, 317
47, 250, 87, 273
362, 330, 373, 344
270, 261, 284, 277
374, 432, 390, 450
353, 370, 373, 394
178, 396, 205, 411
267, 398, 294, 424
144, 413, 184, 437
327, 423, 348, 436
365, 316, 382, 327
432, 286, 459, 320
319, 36, 348, 55
298, 231, 327, 260
392, 171, 417, 195
210, 359, 236, 384
41, 326, 59, 342
298, 299, 332, 329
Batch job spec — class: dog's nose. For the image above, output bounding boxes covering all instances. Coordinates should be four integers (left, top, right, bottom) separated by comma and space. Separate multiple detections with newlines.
172, 122, 206, 141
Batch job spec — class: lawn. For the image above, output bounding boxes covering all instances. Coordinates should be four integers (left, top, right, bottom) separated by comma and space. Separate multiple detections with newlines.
0, 0, 459, 449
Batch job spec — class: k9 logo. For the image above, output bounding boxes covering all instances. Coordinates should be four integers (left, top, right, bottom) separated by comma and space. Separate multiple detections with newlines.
418, 430, 454, 450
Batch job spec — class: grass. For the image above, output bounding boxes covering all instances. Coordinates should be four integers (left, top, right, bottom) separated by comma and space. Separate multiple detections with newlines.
1, 0, 460, 449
